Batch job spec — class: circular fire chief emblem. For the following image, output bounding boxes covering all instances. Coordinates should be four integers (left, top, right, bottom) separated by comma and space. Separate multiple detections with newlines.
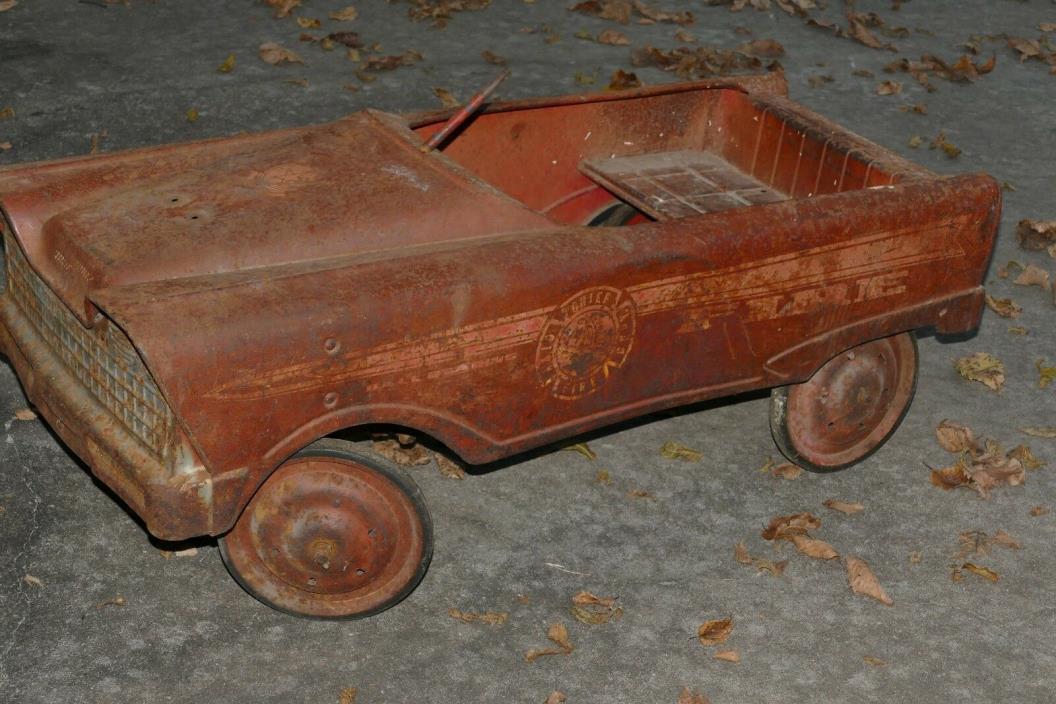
536, 286, 636, 400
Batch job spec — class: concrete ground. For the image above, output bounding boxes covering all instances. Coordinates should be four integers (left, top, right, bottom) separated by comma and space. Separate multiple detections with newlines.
1, 1, 1055, 702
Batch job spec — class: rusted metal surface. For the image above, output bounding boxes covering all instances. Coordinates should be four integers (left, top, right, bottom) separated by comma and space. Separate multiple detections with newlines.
0, 76, 1001, 541
771, 333, 918, 472
219, 440, 431, 618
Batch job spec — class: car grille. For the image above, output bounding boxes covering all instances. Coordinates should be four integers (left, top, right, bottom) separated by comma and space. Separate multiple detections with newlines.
3, 232, 177, 461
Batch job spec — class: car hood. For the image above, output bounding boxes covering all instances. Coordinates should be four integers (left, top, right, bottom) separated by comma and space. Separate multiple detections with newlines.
0, 110, 551, 324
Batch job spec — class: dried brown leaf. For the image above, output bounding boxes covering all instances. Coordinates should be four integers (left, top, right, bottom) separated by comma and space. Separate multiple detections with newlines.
570, 0, 632, 24
0, 107, 14, 120
265, 0, 301, 18
984, 293, 1022, 319
1008, 444, 1045, 470
847, 14, 897, 51
954, 352, 1005, 391
734, 542, 752, 565
962, 562, 1000, 582
661, 441, 703, 461
481, 49, 507, 65
875, 79, 902, 95
935, 420, 978, 454
433, 87, 460, 107
1021, 426, 1056, 438
328, 31, 362, 48
823, 498, 865, 514
626, 488, 655, 500
992, 529, 1022, 550
845, 556, 893, 605
770, 462, 802, 480
863, 655, 887, 667
598, 29, 631, 45
217, 53, 236, 73
296, 16, 321, 28
898, 103, 928, 114
930, 130, 961, 158
0, 142, 10, 151
908, 135, 923, 148
790, 534, 838, 560
14, 408, 36, 421
1008, 36, 1045, 63
544, 693, 567, 704
594, 469, 613, 485
737, 38, 785, 58
562, 442, 597, 460
969, 457, 1025, 499
372, 438, 431, 466
761, 512, 821, 541
1030, 505, 1050, 516
572, 590, 617, 608
678, 688, 710, 704
714, 649, 740, 662
1026, 220, 1056, 248
259, 42, 304, 65
697, 616, 733, 645
22, 574, 44, 588
330, 6, 359, 21
434, 452, 467, 480
364, 50, 423, 71
0, 1, 17, 11
1013, 264, 1051, 290
448, 608, 509, 625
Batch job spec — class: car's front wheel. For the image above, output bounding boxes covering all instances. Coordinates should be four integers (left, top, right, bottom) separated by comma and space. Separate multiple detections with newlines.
770, 332, 918, 472
219, 438, 432, 619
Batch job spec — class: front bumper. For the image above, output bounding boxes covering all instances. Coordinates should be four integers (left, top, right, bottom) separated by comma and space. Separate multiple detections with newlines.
0, 294, 214, 540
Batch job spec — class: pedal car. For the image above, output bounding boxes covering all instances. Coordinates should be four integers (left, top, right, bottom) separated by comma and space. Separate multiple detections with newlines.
0, 73, 1000, 617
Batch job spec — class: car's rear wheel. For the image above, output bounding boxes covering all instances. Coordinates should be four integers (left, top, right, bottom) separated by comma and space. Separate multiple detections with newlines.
770, 333, 918, 472
219, 438, 432, 619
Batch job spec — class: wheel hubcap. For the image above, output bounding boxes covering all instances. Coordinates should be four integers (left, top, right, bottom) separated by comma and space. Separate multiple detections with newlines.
784, 334, 916, 468
221, 452, 428, 618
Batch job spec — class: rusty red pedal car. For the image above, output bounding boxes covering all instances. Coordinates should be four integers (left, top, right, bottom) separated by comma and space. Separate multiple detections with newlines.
0, 74, 1000, 618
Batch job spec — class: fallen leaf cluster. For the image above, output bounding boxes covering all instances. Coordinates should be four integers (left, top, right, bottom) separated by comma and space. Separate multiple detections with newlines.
364, 49, 423, 71
1016, 219, 1056, 253
930, 420, 1044, 498
570, 0, 694, 26
884, 53, 995, 91
405, 0, 490, 27
949, 529, 1021, 583
761, 512, 838, 560
1006, 34, 1056, 73
629, 40, 784, 79
372, 433, 466, 478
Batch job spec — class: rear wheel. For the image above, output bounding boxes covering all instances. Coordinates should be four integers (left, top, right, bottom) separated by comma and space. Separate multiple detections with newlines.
770, 333, 918, 472
219, 439, 432, 619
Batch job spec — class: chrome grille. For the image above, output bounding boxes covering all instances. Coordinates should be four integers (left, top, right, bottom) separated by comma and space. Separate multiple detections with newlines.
3, 232, 176, 460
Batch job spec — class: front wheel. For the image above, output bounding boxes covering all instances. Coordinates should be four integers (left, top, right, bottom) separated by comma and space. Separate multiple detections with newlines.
219, 439, 432, 619
770, 333, 918, 472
